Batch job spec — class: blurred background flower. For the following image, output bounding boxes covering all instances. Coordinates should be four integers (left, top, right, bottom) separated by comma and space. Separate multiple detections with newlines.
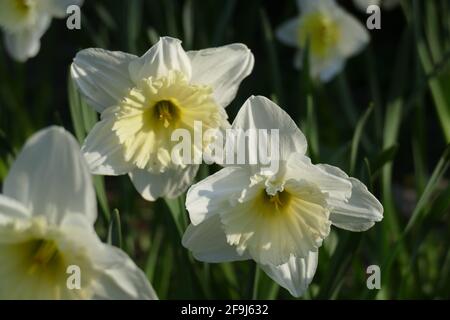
0, 126, 157, 299
276, 0, 369, 82
0, 0, 84, 62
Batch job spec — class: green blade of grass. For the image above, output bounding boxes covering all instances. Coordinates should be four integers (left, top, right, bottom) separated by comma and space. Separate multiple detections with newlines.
370, 145, 398, 178
365, 45, 383, 142
68, 73, 110, 223
212, 0, 237, 46
407, 0, 450, 142
126, 0, 142, 54
366, 144, 450, 299
404, 144, 450, 234
317, 232, 362, 299
107, 209, 122, 249
164, 194, 188, 238
182, 0, 194, 49
260, 8, 284, 107
381, 27, 412, 280
350, 105, 373, 175
145, 228, 164, 283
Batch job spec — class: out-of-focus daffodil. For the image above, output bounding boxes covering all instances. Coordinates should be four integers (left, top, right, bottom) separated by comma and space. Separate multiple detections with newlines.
71, 37, 254, 201
0, 126, 157, 299
276, 0, 369, 82
0, 0, 83, 62
353, 0, 400, 11
182, 96, 383, 297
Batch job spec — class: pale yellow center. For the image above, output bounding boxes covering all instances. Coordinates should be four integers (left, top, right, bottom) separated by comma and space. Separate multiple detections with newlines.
260, 190, 292, 216
108, 70, 227, 172
298, 12, 341, 58
24, 239, 65, 276
152, 100, 180, 128
15, 0, 31, 13
221, 178, 331, 266
0, 218, 95, 299
0, 0, 36, 31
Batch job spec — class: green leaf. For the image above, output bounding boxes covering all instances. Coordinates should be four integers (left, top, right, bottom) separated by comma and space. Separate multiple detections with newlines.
212, 0, 237, 45
404, 144, 450, 233
164, 194, 188, 238
350, 105, 373, 175
107, 209, 122, 249
68, 72, 110, 223
67, 74, 86, 143
126, 0, 142, 53
380, 27, 412, 278
370, 145, 398, 176
335, 72, 358, 128
260, 8, 284, 107
409, 0, 450, 142
182, 0, 194, 49
317, 232, 362, 299
145, 229, 164, 282
163, 0, 179, 38
93, 176, 110, 223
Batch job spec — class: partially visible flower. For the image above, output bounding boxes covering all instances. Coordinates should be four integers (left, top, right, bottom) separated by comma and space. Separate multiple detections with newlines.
353, 0, 400, 11
71, 37, 254, 201
276, 0, 369, 82
0, 0, 83, 62
0, 126, 157, 299
182, 96, 383, 297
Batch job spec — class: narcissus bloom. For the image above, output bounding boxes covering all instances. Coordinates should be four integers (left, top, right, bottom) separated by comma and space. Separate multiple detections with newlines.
182, 96, 383, 297
276, 0, 369, 82
71, 37, 254, 201
0, 0, 83, 62
0, 126, 157, 299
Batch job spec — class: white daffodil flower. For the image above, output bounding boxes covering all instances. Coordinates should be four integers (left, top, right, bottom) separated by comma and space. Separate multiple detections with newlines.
0, 0, 83, 62
182, 96, 383, 297
71, 37, 254, 201
0, 126, 157, 299
276, 0, 369, 82
353, 0, 400, 11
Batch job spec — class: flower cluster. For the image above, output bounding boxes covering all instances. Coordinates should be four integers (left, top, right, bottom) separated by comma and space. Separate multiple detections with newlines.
0, 0, 384, 299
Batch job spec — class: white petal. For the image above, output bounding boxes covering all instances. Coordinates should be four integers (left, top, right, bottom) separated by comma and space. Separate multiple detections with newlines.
91, 246, 158, 300
316, 164, 383, 231
4, 15, 51, 62
82, 116, 133, 175
128, 37, 191, 84
336, 9, 370, 58
0, 195, 30, 224
314, 57, 345, 83
287, 153, 352, 202
260, 251, 318, 297
186, 166, 252, 225
276, 18, 299, 47
40, 0, 84, 17
71, 48, 136, 113
3, 126, 97, 225
187, 43, 254, 107
182, 215, 249, 263
129, 165, 199, 201
59, 215, 157, 299
232, 96, 308, 161
294, 52, 345, 83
